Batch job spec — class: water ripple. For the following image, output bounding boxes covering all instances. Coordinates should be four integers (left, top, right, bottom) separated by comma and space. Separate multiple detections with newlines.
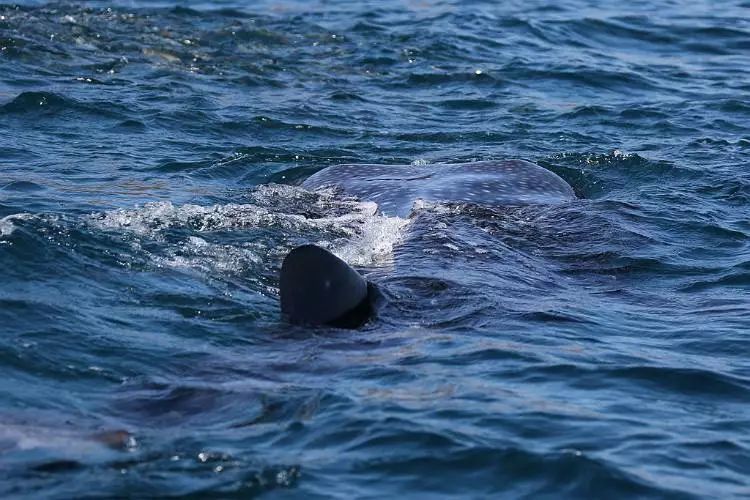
1, 0, 749, 497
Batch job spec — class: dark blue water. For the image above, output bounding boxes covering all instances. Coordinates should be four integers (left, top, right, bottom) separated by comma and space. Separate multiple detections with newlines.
1, 0, 749, 497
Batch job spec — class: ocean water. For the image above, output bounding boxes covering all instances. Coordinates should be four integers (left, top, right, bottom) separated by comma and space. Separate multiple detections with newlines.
1, 0, 749, 497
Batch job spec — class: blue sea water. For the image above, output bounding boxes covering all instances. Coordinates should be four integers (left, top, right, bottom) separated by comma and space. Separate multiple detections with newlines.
1, 0, 749, 497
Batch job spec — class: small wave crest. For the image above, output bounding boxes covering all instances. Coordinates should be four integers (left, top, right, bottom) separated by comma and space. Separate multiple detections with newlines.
0, 216, 17, 238
0, 213, 34, 239
88, 184, 410, 274
331, 214, 410, 267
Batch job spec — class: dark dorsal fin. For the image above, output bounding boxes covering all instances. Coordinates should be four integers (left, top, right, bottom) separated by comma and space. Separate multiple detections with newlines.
280, 244, 373, 327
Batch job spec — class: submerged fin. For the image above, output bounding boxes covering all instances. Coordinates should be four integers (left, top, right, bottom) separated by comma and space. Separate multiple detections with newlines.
280, 244, 375, 328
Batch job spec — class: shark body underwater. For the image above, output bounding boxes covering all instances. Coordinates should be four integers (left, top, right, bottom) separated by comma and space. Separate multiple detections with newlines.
279, 160, 576, 328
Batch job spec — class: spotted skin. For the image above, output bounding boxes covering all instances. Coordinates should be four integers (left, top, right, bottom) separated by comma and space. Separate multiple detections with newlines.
302, 160, 576, 217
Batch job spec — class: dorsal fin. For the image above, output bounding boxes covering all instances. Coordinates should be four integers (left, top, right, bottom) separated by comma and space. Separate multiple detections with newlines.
280, 244, 373, 327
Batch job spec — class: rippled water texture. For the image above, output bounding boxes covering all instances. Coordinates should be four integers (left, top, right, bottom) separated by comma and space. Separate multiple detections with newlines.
1, 0, 749, 497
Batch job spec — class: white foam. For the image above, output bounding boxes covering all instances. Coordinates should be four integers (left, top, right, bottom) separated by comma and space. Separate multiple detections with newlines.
411, 198, 455, 215
90, 185, 410, 272
91, 201, 282, 237
155, 236, 263, 275
90, 185, 382, 237
330, 212, 410, 267
0, 213, 34, 238
0, 218, 16, 238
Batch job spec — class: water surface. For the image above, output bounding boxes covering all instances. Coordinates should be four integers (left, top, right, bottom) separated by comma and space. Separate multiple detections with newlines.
1, 0, 749, 497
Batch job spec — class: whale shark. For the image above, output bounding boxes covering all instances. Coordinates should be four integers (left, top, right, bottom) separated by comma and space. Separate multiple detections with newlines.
280, 160, 576, 327
301, 160, 575, 217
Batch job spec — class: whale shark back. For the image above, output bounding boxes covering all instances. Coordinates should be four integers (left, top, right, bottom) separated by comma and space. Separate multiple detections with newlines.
302, 160, 575, 217
283, 160, 577, 327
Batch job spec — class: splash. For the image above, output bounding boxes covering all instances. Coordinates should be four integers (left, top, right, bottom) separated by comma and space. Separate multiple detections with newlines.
0, 216, 16, 238
89, 185, 410, 272
91, 200, 289, 237
154, 236, 265, 275
329, 213, 410, 266
0, 213, 34, 239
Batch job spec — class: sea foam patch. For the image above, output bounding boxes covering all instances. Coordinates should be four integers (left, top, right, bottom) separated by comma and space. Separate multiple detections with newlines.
0, 213, 35, 239
89, 185, 410, 273
0, 216, 17, 238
